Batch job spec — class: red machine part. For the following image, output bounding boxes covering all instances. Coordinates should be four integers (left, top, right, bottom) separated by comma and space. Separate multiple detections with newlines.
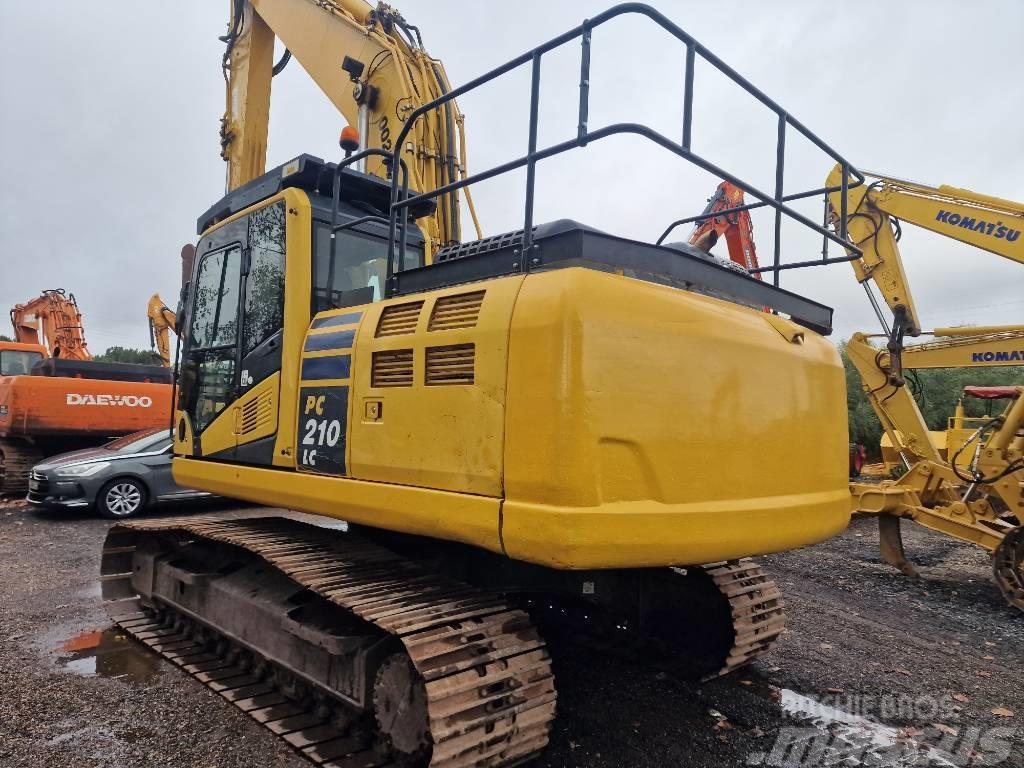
963, 386, 1022, 400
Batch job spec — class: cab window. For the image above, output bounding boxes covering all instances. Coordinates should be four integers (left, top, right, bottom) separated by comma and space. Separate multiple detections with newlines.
190, 246, 242, 349
0, 350, 43, 376
311, 223, 421, 313
186, 245, 242, 432
243, 203, 286, 355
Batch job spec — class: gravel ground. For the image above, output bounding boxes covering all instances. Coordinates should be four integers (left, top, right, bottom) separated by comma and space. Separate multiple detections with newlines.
0, 499, 1020, 768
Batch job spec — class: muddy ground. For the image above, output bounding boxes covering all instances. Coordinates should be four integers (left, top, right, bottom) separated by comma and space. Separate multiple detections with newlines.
0, 499, 1020, 768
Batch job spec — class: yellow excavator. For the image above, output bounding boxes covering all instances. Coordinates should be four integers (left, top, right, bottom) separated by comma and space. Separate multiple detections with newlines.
100, 3, 865, 765
829, 167, 1023, 612
147, 293, 177, 367
875, 327, 1024, 473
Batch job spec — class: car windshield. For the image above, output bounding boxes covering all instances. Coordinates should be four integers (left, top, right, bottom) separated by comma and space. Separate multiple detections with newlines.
103, 429, 172, 454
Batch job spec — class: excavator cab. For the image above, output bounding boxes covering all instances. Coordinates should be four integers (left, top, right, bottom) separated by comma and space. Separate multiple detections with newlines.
0, 342, 45, 376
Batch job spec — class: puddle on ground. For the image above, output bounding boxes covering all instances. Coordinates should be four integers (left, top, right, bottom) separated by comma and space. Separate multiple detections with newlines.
55, 627, 162, 684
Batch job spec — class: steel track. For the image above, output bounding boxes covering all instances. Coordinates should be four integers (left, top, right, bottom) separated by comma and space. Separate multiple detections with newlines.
993, 526, 1024, 613
102, 516, 557, 767
0, 439, 41, 495
101, 516, 787, 765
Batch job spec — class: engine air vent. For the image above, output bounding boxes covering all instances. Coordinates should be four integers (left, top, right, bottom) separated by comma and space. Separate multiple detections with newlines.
375, 301, 424, 337
428, 291, 485, 331
371, 349, 414, 387
239, 392, 274, 436
425, 344, 475, 386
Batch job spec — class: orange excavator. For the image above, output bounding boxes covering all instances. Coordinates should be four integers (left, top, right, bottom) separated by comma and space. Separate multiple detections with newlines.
0, 290, 173, 494
10, 289, 93, 360
688, 181, 762, 276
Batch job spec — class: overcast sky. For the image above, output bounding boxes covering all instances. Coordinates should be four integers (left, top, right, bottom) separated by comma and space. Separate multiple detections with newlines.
1, 1, 1021, 353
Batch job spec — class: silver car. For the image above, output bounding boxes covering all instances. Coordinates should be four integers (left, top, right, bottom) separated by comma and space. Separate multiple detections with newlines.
26, 428, 213, 518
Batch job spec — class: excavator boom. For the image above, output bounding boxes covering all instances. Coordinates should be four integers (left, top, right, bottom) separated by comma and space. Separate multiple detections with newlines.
222, 0, 479, 251
828, 165, 1024, 337
147, 294, 177, 367
688, 181, 762, 275
832, 165, 1024, 611
10, 289, 92, 361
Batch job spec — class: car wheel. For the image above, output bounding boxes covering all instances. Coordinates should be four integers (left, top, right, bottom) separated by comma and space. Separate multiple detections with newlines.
97, 478, 148, 519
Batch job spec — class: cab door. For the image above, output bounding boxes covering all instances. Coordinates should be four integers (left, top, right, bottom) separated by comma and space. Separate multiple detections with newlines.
181, 200, 286, 464
233, 201, 286, 464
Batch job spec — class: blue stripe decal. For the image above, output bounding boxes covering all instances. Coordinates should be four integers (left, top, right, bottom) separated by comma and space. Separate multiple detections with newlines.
312, 312, 362, 329
301, 354, 351, 381
303, 330, 355, 352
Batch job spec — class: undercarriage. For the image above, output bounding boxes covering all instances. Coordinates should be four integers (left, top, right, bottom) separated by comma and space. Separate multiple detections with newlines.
101, 516, 786, 766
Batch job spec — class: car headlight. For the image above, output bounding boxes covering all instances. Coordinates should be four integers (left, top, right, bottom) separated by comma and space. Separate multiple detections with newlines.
55, 462, 111, 477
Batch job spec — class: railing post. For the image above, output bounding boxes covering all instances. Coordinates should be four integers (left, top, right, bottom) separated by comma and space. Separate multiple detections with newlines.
577, 22, 591, 146
329, 165, 342, 299
821, 194, 829, 262
840, 162, 849, 241
773, 112, 786, 287
682, 42, 695, 151
521, 51, 542, 265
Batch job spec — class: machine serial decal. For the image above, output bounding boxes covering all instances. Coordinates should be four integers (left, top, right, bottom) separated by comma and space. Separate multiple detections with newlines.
300, 355, 352, 381
972, 350, 1024, 363
297, 385, 348, 475
935, 210, 1021, 242
66, 394, 154, 407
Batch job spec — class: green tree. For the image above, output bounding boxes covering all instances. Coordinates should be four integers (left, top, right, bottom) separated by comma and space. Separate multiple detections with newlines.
0, 334, 12, 342
95, 346, 160, 365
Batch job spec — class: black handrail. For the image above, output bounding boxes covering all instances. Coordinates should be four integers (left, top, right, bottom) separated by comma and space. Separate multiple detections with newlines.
383, 3, 863, 292
328, 148, 410, 297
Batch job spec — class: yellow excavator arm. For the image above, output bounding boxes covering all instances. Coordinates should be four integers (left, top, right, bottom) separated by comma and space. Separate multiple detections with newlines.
827, 165, 1024, 337
147, 293, 177, 367
221, 0, 480, 251
834, 166, 1024, 595
900, 326, 1024, 369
